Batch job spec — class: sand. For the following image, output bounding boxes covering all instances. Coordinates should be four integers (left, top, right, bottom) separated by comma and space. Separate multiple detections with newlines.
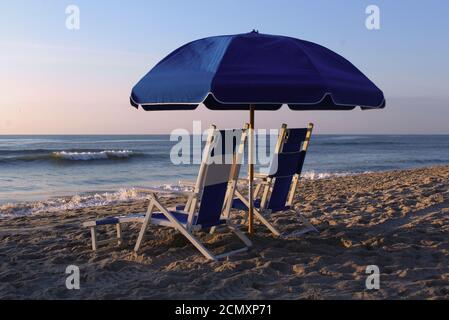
1, 166, 448, 299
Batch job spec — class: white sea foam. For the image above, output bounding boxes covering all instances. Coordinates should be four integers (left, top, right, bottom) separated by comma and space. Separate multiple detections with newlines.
0, 171, 368, 218
258, 169, 359, 180
0, 188, 146, 217
52, 150, 134, 161
302, 170, 372, 180
0, 185, 194, 218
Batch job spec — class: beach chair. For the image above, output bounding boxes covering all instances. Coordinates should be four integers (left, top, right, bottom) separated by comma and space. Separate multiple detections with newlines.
83, 125, 252, 261
232, 123, 318, 237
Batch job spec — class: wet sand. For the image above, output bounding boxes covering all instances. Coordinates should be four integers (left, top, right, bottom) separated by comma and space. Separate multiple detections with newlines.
1, 166, 448, 299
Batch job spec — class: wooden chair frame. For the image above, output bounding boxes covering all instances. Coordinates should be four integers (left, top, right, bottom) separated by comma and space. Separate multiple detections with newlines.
233, 123, 318, 237
83, 124, 252, 261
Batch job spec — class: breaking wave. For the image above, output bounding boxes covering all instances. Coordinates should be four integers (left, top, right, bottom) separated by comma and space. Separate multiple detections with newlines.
301, 170, 372, 180
0, 186, 190, 218
0, 149, 145, 163
52, 150, 134, 161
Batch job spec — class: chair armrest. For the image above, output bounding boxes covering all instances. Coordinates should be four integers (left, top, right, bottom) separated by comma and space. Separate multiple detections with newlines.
254, 172, 269, 179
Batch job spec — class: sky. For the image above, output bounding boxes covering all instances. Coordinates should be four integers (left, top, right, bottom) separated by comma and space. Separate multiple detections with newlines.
0, 0, 448, 134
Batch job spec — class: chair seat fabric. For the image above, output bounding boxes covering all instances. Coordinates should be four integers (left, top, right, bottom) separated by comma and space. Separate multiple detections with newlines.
152, 210, 227, 229
95, 217, 120, 226
93, 213, 145, 226
93, 209, 227, 229
232, 198, 262, 210
151, 211, 190, 225
232, 198, 290, 213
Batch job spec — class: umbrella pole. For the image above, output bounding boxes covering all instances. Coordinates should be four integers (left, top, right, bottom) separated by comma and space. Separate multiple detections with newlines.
248, 105, 255, 235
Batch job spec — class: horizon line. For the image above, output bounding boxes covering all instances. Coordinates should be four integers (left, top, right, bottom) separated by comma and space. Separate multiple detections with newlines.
2, 133, 449, 136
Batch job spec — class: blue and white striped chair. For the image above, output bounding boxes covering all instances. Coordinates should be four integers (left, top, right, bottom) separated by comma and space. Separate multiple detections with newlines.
232, 123, 318, 237
83, 125, 251, 261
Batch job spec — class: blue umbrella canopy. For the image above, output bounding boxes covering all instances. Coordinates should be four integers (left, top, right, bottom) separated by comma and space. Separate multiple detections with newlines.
130, 31, 385, 111
130, 31, 385, 235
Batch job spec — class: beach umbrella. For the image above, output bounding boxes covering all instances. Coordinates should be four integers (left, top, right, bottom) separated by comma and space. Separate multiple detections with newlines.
130, 30, 385, 234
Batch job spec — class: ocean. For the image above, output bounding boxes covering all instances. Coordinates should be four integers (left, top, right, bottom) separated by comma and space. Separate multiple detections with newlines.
1, 134, 449, 217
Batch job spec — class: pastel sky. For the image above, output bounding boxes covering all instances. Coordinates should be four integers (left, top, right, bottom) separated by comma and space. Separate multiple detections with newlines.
1, 0, 448, 134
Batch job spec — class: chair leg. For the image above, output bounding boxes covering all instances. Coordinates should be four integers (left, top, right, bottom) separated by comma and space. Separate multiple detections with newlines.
134, 213, 151, 252
253, 209, 281, 236
282, 210, 318, 238
227, 223, 252, 247
90, 227, 98, 251
212, 223, 252, 260
234, 189, 281, 236
140, 196, 217, 261
116, 223, 122, 245
177, 228, 217, 261
134, 198, 157, 253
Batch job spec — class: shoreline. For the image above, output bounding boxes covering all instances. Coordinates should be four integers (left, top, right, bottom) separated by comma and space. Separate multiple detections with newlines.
0, 165, 448, 299
2, 165, 447, 219
1, 170, 363, 218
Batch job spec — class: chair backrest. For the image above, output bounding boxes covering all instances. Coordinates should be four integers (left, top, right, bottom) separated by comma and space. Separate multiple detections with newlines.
189, 125, 247, 228
264, 123, 313, 211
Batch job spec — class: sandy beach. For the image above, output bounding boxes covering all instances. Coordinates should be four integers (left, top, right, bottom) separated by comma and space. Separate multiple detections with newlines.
0, 165, 448, 300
